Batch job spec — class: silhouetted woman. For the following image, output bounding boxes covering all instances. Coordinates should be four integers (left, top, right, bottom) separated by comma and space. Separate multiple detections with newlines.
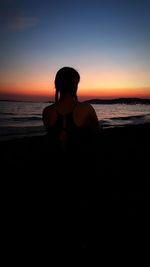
43, 67, 100, 153
42, 67, 100, 247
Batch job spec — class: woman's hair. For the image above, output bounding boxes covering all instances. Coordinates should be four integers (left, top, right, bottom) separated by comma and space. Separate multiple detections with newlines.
54, 67, 80, 102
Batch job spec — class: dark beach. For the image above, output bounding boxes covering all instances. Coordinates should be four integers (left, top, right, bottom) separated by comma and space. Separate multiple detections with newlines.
1, 123, 150, 251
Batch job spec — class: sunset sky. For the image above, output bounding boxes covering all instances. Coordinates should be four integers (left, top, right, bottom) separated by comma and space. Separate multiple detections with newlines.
0, 0, 150, 101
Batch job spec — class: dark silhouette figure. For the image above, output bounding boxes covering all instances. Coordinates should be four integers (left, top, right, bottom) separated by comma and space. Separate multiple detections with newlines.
42, 66, 100, 152
42, 67, 100, 249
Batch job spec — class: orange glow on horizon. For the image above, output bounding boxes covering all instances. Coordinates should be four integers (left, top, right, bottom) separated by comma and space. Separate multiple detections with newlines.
0, 84, 150, 100
78, 87, 150, 99
0, 65, 150, 99
0, 70, 150, 100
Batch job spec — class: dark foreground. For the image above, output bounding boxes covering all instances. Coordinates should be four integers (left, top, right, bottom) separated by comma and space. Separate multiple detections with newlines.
1, 124, 150, 255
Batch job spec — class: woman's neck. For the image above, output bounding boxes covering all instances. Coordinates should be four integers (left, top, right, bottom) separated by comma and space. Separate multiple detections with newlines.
56, 93, 78, 113
59, 93, 77, 102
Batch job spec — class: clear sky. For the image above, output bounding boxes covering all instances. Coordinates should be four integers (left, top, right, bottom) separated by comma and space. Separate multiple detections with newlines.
0, 0, 150, 101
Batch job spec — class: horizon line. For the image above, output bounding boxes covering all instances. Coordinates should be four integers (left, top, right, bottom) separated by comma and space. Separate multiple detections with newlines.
1, 96, 150, 103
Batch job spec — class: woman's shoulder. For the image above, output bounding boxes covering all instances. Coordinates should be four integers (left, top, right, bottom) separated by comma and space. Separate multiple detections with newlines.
73, 101, 99, 128
42, 104, 57, 127
75, 101, 97, 118
43, 103, 55, 113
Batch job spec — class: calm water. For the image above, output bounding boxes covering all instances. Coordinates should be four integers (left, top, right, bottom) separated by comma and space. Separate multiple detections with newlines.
0, 101, 150, 140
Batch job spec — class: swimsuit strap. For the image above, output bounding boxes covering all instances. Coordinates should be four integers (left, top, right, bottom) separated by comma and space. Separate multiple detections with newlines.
54, 102, 78, 128
54, 102, 78, 116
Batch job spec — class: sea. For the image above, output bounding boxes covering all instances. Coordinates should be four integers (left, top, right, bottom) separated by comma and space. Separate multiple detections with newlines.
0, 100, 150, 141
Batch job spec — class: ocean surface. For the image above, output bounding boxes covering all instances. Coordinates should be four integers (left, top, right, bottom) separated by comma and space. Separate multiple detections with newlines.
0, 100, 150, 141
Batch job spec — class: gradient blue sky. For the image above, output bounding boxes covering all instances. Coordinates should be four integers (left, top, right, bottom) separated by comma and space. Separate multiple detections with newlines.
0, 0, 150, 100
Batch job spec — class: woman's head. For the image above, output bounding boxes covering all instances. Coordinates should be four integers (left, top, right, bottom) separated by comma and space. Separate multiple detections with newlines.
55, 67, 80, 102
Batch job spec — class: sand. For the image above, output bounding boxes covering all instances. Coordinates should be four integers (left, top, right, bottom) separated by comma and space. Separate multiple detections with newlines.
1, 123, 150, 250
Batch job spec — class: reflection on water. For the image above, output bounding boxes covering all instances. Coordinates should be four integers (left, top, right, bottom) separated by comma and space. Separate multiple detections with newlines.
92, 104, 150, 120
0, 101, 150, 140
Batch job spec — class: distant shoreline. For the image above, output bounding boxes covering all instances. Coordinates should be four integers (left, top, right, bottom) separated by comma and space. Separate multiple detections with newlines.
0, 97, 150, 104
84, 98, 150, 105
0, 99, 54, 104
